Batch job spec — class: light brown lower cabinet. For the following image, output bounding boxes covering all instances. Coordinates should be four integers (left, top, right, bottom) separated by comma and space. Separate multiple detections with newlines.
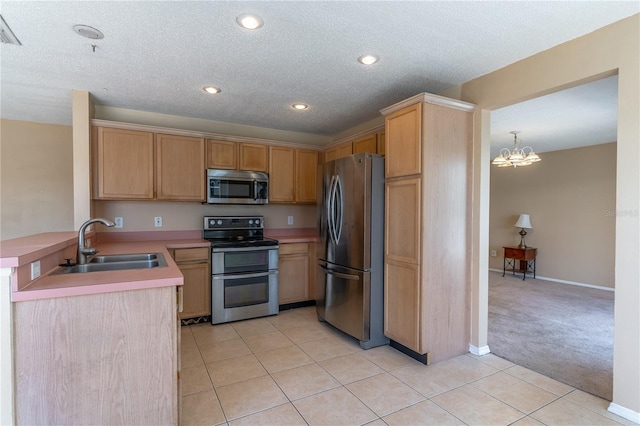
278, 242, 316, 305
14, 287, 179, 424
171, 247, 211, 319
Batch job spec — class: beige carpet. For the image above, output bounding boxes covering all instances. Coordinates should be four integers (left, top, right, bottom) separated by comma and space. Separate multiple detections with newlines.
488, 271, 614, 400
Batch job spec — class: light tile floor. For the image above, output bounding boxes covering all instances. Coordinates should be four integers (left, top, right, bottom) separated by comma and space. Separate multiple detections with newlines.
181, 306, 632, 426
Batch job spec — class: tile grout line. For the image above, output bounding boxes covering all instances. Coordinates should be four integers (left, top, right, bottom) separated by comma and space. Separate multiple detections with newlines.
189, 324, 232, 424
185, 307, 619, 426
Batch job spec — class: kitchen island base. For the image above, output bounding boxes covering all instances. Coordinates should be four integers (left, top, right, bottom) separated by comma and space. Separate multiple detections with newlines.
14, 286, 179, 425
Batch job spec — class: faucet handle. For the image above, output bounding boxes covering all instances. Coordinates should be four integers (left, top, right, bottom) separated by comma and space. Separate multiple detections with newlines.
80, 247, 98, 255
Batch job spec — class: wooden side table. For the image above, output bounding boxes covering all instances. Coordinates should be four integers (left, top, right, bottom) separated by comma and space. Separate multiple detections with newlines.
503, 246, 537, 280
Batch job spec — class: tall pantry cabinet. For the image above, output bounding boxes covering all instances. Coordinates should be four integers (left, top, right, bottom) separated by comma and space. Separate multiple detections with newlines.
381, 93, 475, 364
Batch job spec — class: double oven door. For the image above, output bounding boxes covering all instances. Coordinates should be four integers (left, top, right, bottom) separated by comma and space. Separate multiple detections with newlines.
211, 245, 279, 324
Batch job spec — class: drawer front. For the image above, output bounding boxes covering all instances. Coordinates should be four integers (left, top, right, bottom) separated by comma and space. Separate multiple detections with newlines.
279, 243, 309, 256
504, 248, 536, 260
173, 247, 210, 263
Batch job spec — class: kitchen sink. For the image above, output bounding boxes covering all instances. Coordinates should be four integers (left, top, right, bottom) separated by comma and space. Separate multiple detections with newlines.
53, 253, 168, 274
89, 253, 161, 263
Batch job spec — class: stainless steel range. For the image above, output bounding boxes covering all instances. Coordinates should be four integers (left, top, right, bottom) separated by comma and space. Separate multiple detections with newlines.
203, 216, 279, 324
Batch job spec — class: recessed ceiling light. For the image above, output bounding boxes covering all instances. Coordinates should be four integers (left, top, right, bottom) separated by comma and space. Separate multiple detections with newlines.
73, 24, 104, 40
291, 103, 309, 110
358, 54, 379, 65
236, 14, 263, 30
203, 86, 221, 94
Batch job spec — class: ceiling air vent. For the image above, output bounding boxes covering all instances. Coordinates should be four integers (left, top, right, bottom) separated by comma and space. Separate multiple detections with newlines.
0, 15, 21, 45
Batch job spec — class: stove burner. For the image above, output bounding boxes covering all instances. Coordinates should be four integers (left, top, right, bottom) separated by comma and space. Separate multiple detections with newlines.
203, 216, 278, 249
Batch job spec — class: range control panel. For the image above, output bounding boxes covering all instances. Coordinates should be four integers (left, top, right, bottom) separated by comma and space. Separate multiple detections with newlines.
204, 216, 264, 230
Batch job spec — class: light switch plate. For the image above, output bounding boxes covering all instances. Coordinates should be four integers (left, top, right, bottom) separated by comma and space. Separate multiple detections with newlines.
287, 216, 294, 225
154, 216, 163, 227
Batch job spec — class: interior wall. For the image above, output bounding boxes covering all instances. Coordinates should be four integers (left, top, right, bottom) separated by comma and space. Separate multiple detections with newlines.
458, 14, 639, 415
489, 143, 616, 288
0, 119, 74, 240
93, 201, 316, 232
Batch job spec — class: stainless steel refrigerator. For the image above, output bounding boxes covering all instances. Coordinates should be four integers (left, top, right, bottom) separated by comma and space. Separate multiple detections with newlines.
316, 152, 388, 349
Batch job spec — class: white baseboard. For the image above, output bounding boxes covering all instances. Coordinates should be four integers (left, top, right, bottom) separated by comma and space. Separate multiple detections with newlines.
608, 402, 640, 424
469, 343, 491, 356
488, 268, 614, 292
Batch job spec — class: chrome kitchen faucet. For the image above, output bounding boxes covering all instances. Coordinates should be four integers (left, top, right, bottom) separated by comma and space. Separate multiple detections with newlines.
77, 218, 115, 264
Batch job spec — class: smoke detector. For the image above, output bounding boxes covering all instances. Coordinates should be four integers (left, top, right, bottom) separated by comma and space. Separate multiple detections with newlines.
0, 15, 21, 45
73, 24, 104, 39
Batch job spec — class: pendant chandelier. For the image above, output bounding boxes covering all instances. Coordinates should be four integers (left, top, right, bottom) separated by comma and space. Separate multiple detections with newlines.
492, 131, 541, 168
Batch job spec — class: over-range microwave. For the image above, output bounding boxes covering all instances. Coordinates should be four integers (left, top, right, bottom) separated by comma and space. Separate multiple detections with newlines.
207, 169, 269, 204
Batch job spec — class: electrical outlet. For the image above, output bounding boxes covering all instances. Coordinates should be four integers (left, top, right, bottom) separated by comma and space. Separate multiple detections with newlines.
31, 261, 41, 280
491, 250, 497, 257
287, 216, 294, 225
114, 217, 124, 228
154, 216, 163, 227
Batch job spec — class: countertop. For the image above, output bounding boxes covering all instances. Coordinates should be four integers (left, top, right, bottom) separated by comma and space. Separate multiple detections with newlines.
0, 229, 319, 303
1, 232, 209, 302
265, 228, 319, 243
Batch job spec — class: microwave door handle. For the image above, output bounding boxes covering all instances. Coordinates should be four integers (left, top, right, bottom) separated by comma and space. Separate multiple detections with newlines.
253, 180, 258, 200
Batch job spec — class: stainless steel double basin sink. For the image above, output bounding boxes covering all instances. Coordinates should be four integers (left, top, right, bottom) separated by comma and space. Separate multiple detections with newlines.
54, 253, 168, 274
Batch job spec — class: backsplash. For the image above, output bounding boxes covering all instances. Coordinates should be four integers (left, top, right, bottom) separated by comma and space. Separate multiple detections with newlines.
93, 201, 317, 232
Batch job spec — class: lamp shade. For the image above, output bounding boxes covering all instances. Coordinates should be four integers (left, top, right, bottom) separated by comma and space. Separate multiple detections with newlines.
514, 214, 532, 229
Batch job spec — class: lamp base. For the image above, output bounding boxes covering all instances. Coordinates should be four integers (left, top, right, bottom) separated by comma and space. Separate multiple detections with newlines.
518, 228, 528, 249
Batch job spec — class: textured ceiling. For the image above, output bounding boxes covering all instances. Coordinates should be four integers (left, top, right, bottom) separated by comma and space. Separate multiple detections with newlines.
490, 75, 619, 157
0, 1, 637, 148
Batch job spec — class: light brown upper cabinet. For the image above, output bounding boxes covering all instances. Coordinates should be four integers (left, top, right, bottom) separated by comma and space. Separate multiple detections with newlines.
328, 131, 385, 161
324, 147, 338, 162
352, 134, 377, 155
338, 141, 353, 158
206, 140, 268, 172
269, 146, 319, 204
295, 149, 319, 203
381, 93, 474, 363
206, 139, 237, 170
268, 146, 295, 202
324, 141, 353, 162
96, 127, 155, 200
156, 134, 206, 201
94, 127, 205, 201
238, 143, 268, 172
384, 102, 422, 178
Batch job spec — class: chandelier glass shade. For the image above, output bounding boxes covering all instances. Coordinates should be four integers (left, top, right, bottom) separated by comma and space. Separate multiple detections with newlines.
492, 131, 541, 168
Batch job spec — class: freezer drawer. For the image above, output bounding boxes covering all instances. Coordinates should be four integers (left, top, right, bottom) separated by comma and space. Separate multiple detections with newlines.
316, 260, 370, 342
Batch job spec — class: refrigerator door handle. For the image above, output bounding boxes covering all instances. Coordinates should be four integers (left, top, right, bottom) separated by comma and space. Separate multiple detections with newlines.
334, 175, 343, 243
327, 175, 337, 245
319, 264, 360, 281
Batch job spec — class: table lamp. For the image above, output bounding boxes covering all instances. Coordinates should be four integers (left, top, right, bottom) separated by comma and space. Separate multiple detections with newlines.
515, 214, 532, 249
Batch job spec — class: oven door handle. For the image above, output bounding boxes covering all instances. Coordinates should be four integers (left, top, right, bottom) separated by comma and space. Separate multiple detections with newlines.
318, 264, 360, 281
212, 270, 279, 280
212, 245, 279, 253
